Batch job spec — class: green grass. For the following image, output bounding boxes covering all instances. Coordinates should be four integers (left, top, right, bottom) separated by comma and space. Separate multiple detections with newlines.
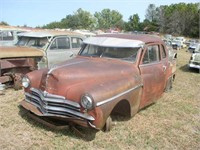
0, 49, 199, 150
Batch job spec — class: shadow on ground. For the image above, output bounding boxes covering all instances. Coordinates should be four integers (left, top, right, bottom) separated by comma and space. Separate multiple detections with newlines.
18, 105, 97, 141
179, 64, 200, 73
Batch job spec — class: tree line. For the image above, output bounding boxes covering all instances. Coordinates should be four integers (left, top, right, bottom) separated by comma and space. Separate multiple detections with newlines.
1, 3, 199, 38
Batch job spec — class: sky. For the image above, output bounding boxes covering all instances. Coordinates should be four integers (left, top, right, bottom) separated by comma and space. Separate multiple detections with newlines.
0, 0, 199, 27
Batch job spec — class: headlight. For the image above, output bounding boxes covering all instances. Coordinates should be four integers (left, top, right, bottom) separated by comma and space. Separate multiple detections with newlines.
22, 76, 30, 88
81, 94, 94, 110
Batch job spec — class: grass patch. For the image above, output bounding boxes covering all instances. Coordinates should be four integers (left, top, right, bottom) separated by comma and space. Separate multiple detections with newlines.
0, 49, 199, 150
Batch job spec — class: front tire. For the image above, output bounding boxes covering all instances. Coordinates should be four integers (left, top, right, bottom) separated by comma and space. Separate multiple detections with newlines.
103, 116, 112, 132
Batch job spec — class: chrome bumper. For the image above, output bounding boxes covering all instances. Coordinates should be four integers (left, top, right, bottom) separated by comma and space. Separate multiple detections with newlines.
24, 88, 95, 121
189, 63, 200, 69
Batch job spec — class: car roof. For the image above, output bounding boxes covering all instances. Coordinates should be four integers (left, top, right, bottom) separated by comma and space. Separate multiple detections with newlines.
17, 30, 83, 38
97, 33, 163, 43
83, 33, 163, 48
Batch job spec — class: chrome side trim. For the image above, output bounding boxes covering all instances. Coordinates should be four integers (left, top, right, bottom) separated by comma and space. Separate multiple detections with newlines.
96, 84, 143, 106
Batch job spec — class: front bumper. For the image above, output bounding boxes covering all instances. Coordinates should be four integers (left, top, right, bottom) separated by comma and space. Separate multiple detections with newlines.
20, 88, 95, 128
189, 63, 200, 69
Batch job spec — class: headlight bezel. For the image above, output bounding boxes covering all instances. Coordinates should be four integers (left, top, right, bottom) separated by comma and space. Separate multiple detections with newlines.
81, 94, 94, 110
22, 76, 31, 88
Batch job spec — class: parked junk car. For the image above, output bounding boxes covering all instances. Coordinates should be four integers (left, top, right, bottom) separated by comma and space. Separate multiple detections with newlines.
163, 39, 176, 50
171, 37, 186, 49
171, 39, 182, 50
189, 43, 200, 72
163, 40, 177, 75
0, 30, 85, 89
185, 39, 197, 47
163, 34, 172, 41
20, 34, 176, 134
0, 26, 27, 46
187, 41, 200, 53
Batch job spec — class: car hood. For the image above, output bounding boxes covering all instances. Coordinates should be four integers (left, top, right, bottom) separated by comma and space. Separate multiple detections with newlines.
43, 56, 139, 96
0, 46, 44, 58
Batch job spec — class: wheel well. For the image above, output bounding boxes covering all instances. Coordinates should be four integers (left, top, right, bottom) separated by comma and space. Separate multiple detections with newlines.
172, 74, 176, 81
174, 53, 177, 59
111, 100, 131, 117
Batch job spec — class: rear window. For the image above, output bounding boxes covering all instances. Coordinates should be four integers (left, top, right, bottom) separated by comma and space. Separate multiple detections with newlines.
0, 31, 14, 41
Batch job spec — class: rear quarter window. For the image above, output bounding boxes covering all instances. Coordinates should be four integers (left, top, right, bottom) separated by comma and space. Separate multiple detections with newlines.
161, 45, 167, 59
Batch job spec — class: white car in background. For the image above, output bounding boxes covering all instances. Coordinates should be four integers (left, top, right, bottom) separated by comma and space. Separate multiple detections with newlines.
188, 43, 199, 53
189, 43, 200, 73
0, 27, 27, 46
172, 37, 187, 49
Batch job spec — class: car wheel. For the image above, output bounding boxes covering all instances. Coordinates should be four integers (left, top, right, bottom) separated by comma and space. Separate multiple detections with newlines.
103, 116, 112, 132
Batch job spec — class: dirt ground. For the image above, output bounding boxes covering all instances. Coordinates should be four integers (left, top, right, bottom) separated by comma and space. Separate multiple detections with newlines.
0, 49, 199, 150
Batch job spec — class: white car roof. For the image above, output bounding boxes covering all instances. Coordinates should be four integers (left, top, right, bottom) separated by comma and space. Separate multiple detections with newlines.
17, 30, 83, 38
83, 37, 144, 48
17, 32, 52, 38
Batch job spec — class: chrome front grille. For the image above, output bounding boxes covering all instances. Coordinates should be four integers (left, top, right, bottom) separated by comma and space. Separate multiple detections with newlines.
25, 88, 94, 121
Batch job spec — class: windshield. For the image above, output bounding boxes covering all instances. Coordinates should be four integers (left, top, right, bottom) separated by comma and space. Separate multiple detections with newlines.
79, 44, 140, 62
16, 37, 48, 49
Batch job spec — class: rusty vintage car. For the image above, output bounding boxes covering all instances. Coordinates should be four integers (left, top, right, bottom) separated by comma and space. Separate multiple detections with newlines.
0, 30, 84, 89
20, 34, 176, 133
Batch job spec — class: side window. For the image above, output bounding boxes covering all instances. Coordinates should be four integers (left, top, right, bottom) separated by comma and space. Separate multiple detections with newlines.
50, 40, 57, 49
27, 39, 36, 46
0, 31, 14, 41
143, 45, 160, 64
161, 45, 166, 59
71, 37, 82, 48
50, 37, 70, 50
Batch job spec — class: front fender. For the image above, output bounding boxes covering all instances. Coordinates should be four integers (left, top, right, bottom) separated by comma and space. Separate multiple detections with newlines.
25, 68, 48, 92
66, 75, 142, 129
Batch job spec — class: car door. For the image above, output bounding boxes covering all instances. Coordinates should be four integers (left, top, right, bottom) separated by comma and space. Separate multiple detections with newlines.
139, 44, 167, 108
46, 36, 74, 68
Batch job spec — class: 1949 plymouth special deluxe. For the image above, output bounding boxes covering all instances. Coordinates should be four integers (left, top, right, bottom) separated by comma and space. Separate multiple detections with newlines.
20, 34, 176, 134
